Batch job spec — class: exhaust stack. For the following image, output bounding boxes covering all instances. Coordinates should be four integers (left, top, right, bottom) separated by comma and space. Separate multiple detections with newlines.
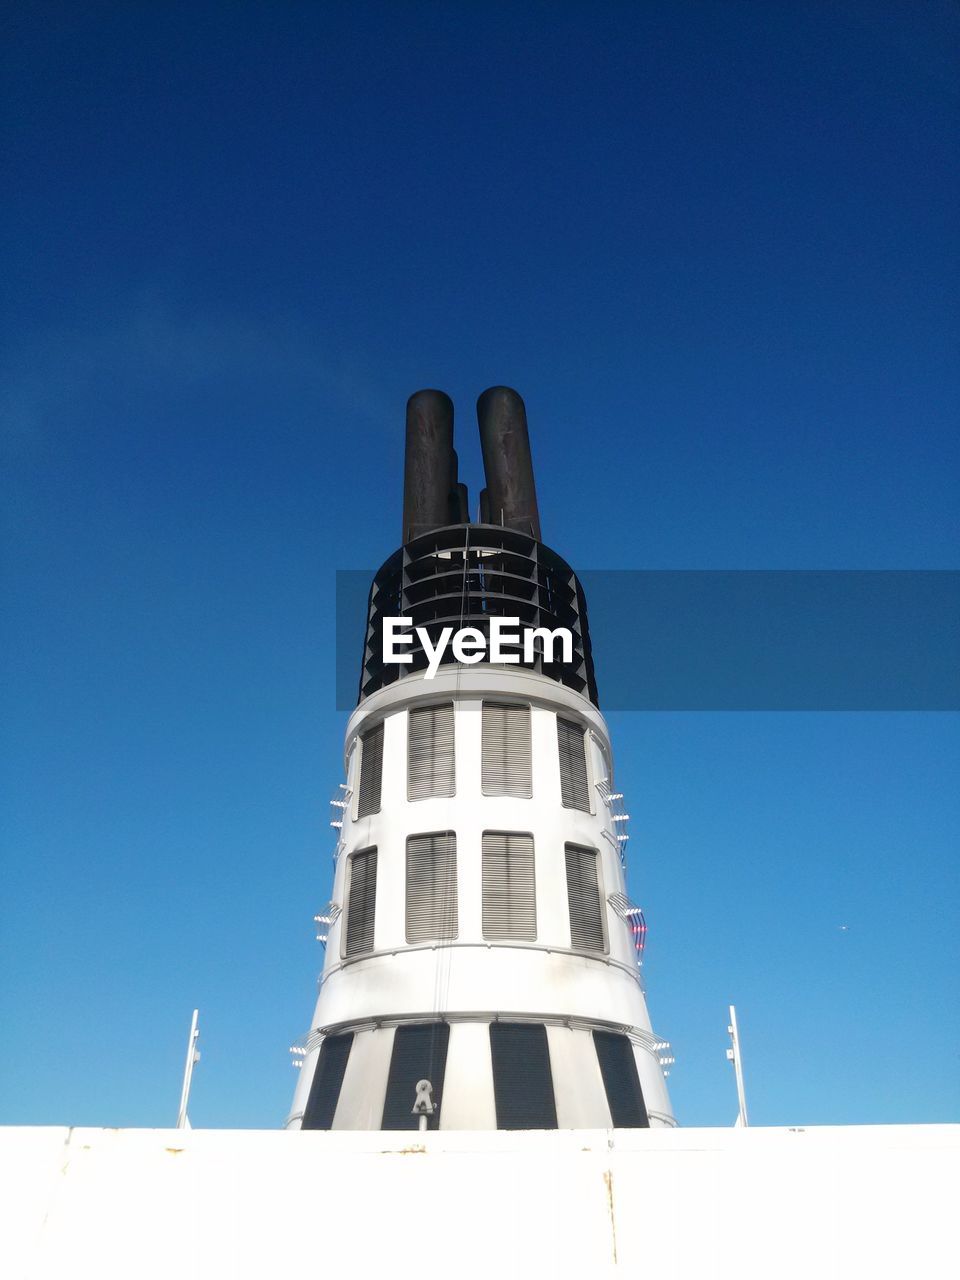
402, 390, 457, 542
477, 386, 542, 540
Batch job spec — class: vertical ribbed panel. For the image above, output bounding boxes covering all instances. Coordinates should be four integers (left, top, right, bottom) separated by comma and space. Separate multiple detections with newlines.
481, 702, 532, 797
301, 1032, 353, 1130
407, 703, 456, 800
344, 847, 377, 957
489, 1022, 558, 1129
557, 716, 590, 811
564, 843, 605, 951
359, 527, 599, 706
381, 1023, 451, 1130
405, 831, 458, 942
593, 1030, 650, 1128
482, 831, 536, 941
356, 722, 383, 818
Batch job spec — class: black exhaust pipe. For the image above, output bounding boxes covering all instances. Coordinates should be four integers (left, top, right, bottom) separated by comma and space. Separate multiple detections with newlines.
476, 386, 541, 540
403, 389, 455, 542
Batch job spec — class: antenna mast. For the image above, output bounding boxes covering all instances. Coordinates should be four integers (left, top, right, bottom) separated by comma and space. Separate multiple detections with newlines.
176, 1009, 200, 1129
726, 1004, 749, 1126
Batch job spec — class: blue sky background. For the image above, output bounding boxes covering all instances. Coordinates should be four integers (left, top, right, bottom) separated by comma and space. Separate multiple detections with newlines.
1, 1, 957, 1129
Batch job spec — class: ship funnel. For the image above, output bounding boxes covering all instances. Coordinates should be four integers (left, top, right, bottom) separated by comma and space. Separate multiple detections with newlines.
403, 389, 458, 542
477, 386, 542, 540
291, 386, 674, 1137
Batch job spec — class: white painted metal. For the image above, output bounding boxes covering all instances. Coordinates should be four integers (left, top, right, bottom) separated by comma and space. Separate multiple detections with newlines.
289, 664, 676, 1129
3, 1124, 958, 1279
727, 1003, 749, 1127
176, 1009, 199, 1130
413, 1078, 435, 1134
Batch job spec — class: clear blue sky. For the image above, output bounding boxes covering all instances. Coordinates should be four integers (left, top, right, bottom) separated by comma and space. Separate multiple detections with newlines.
2, 2, 957, 1129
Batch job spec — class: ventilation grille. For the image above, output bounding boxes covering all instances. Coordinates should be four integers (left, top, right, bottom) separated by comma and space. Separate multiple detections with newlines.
482, 831, 536, 941
381, 1023, 450, 1130
408, 703, 455, 800
593, 1030, 650, 1128
356, 723, 383, 818
301, 1032, 354, 1130
344, 847, 377, 956
557, 717, 590, 811
564, 843, 605, 951
359, 526, 599, 707
489, 1022, 558, 1130
406, 831, 458, 942
481, 702, 532, 797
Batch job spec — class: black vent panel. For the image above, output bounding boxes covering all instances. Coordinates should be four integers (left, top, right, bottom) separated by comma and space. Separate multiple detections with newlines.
359, 526, 598, 707
593, 1030, 650, 1128
381, 1023, 451, 1130
489, 1022, 558, 1130
301, 1033, 354, 1130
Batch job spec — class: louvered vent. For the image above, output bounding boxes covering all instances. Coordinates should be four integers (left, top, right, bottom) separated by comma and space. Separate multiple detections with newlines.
593, 1030, 650, 1128
381, 1023, 451, 1130
301, 1032, 353, 1130
489, 1022, 558, 1129
557, 716, 590, 811
408, 703, 455, 800
406, 832, 458, 942
481, 702, 532, 797
482, 831, 536, 941
356, 723, 383, 818
344, 847, 377, 956
564, 843, 605, 951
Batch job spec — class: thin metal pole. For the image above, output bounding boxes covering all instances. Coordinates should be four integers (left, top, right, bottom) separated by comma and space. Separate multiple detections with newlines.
176, 1009, 200, 1129
727, 1004, 749, 1127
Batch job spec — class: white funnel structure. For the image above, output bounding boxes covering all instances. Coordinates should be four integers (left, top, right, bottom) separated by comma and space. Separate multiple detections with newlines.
286, 389, 675, 1131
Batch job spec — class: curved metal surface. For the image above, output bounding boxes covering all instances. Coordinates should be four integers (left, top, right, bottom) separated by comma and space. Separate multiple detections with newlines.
477, 386, 542, 540
358, 523, 599, 706
402, 389, 457, 542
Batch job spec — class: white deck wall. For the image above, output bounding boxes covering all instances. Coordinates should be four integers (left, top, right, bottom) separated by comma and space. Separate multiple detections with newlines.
2, 1124, 956, 1278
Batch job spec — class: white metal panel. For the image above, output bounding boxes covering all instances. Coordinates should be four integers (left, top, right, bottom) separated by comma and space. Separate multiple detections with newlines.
330, 1027, 393, 1129
437, 1023, 497, 1129
306, 948, 659, 1043
632, 1039, 674, 1127
546, 1024, 613, 1130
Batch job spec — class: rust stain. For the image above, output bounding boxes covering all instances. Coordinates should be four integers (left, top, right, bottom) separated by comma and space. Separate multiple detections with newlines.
603, 1169, 618, 1264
